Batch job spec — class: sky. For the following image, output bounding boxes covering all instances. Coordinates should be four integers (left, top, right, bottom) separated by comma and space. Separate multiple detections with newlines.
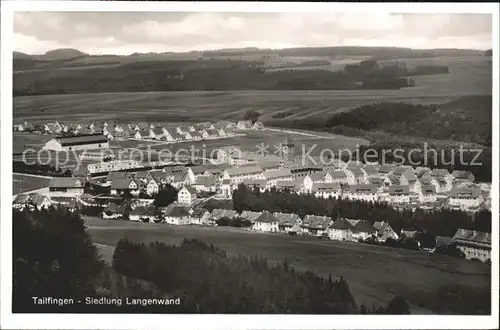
13, 12, 493, 55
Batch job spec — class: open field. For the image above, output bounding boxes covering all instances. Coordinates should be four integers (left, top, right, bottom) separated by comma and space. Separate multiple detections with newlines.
85, 217, 490, 314
13, 173, 52, 195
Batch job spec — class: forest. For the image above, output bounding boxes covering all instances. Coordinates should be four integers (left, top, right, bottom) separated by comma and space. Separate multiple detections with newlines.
232, 185, 491, 237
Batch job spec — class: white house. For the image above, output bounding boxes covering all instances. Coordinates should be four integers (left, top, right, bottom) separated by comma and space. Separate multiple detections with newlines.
302, 173, 326, 193
252, 211, 279, 233
373, 221, 399, 242
110, 178, 140, 196
252, 121, 265, 130
145, 178, 160, 196
162, 128, 175, 142
301, 215, 333, 237
324, 170, 349, 185
452, 229, 491, 262
348, 220, 377, 242
388, 185, 411, 204
312, 182, 342, 199
274, 212, 302, 234
49, 177, 85, 195
328, 218, 354, 242
346, 184, 379, 202
222, 166, 264, 185
448, 187, 483, 210
263, 169, 293, 188
419, 184, 437, 204
237, 120, 253, 130
43, 134, 109, 151
177, 186, 198, 205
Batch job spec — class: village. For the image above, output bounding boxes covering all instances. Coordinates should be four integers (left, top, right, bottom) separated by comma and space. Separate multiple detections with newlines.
12, 118, 492, 264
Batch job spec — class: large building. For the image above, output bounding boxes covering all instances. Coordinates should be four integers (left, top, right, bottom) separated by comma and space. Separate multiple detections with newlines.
452, 229, 491, 262
43, 134, 109, 151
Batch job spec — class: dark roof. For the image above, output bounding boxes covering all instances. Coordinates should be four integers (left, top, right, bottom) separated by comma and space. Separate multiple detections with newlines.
378, 164, 395, 174
401, 170, 417, 182
312, 182, 341, 192
56, 134, 108, 146
302, 215, 331, 229
449, 187, 481, 199
211, 208, 238, 219
392, 166, 412, 176
328, 170, 347, 179
49, 177, 84, 189
13, 194, 31, 204
107, 171, 132, 182
430, 169, 450, 177
241, 179, 267, 189
331, 218, 354, 230
346, 165, 364, 177
194, 175, 217, 187
452, 170, 474, 180
191, 207, 209, 218
254, 211, 278, 224
362, 165, 378, 175
164, 205, 190, 217
181, 186, 197, 194
263, 169, 292, 180
452, 229, 491, 246
349, 184, 378, 194
111, 178, 137, 190
353, 220, 376, 233
239, 210, 263, 222
273, 212, 300, 226
421, 184, 436, 194
105, 203, 126, 214
388, 185, 410, 195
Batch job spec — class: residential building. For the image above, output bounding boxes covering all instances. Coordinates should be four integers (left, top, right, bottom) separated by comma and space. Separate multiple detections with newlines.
129, 206, 157, 222
101, 203, 126, 219
43, 134, 109, 151
237, 120, 253, 130
220, 179, 233, 199
419, 184, 437, 204
79, 149, 115, 162
193, 175, 218, 192
252, 121, 265, 130
377, 164, 396, 178
400, 170, 419, 192
263, 168, 293, 188
301, 215, 333, 237
451, 229, 491, 262
110, 178, 140, 196
222, 166, 264, 184
362, 164, 379, 178
328, 218, 354, 241
448, 187, 483, 209
275, 180, 301, 192
347, 220, 377, 242
324, 170, 349, 184
372, 221, 399, 242
312, 182, 342, 199
388, 185, 411, 204
452, 170, 475, 183
239, 210, 263, 224
274, 212, 302, 234
345, 165, 367, 184
252, 211, 279, 232
145, 178, 160, 195
302, 173, 326, 193
86, 160, 142, 175
189, 207, 211, 225
210, 208, 238, 221
346, 184, 379, 202
49, 177, 85, 195
177, 186, 198, 205
163, 204, 191, 225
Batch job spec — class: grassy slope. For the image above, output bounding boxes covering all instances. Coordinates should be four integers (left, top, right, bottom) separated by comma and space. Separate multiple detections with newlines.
85, 217, 490, 314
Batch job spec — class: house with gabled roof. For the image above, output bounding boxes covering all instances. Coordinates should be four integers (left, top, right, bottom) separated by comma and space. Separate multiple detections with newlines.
362, 164, 379, 178
348, 219, 377, 242
106, 171, 132, 184
419, 184, 437, 204
30, 194, 53, 210
13, 194, 32, 210
452, 229, 491, 262
163, 204, 191, 225
239, 210, 263, 224
383, 174, 400, 187
275, 179, 301, 192
240, 179, 267, 192
193, 175, 218, 192
189, 207, 211, 225
391, 165, 413, 178
452, 170, 475, 184
448, 187, 483, 210
202, 129, 219, 139
110, 178, 140, 196
129, 205, 157, 222
145, 178, 160, 196
377, 164, 395, 178
345, 184, 379, 202
49, 177, 85, 195
274, 212, 302, 234
328, 218, 355, 241
312, 182, 342, 199
252, 211, 279, 232
388, 185, 410, 204
263, 168, 293, 188
372, 221, 399, 242
400, 170, 419, 193
177, 186, 198, 205
210, 208, 238, 221
223, 166, 264, 184
252, 121, 265, 130
302, 172, 326, 193
301, 215, 333, 237
149, 127, 164, 140
237, 120, 253, 130
101, 203, 126, 219
345, 165, 367, 184
324, 170, 349, 185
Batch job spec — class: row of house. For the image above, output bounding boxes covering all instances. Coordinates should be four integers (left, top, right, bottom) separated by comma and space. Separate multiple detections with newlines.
16, 119, 264, 141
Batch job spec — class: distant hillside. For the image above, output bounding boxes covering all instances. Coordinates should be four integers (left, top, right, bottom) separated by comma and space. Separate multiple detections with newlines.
14, 48, 88, 61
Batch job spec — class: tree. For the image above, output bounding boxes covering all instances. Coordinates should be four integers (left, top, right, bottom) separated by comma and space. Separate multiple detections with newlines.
244, 110, 261, 124
153, 184, 178, 207
13, 208, 104, 312
386, 295, 410, 314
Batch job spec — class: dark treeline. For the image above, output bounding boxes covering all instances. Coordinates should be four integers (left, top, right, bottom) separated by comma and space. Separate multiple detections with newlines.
13, 160, 72, 177
232, 185, 491, 237
14, 59, 414, 96
326, 99, 491, 146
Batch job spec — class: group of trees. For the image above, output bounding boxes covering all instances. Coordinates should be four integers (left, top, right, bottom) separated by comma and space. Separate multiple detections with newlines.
232, 185, 491, 237
153, 184, 179, 207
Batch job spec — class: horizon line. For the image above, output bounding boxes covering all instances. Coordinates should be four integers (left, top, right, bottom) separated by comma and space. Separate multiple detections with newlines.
13, 45, 492, 57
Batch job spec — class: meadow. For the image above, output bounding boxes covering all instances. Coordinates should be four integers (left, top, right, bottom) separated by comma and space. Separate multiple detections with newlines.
85, 217, 490, 314
13, 56, 491, 124
13, 173, 51, 195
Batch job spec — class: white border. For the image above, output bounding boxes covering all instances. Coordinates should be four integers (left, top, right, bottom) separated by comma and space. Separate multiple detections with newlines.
1, 2, 499, 330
